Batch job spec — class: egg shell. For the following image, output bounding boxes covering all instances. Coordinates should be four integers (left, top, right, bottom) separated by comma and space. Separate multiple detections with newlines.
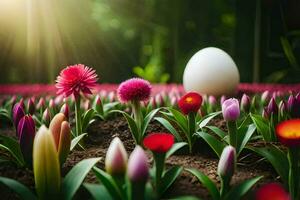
183, 47, 240, 96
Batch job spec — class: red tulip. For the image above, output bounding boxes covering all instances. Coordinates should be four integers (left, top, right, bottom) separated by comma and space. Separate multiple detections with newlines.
178, 92, 202, 115
143, 133, 174, 153
255, 183, 290, 200
276, 119, 300, 147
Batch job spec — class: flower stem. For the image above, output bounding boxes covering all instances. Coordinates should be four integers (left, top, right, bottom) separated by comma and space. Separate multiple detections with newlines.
75, 97, 82, 137
227, 121, 237, 148
187, 112, 196, 153
220, 176, 230, 198
130, 181, 146, 200
154, 153, 165, 196
132, 100, 142, 144
288, 147, 299, 200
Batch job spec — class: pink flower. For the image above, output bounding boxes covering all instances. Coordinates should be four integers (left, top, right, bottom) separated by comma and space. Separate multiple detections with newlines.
55, 64, 98, 98
117, 78, 151, 103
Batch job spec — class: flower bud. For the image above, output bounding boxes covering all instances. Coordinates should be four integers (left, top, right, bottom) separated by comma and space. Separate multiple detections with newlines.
36, 97, 46, 111
279, 100, 286, 119
42, 108, 51, 126
49, 99, 55, 110
208, 96, 217, 107
108, 91, 116, 102
12, 102, 25, 131
217, 145, 236, 180
222, 98, 240, 121
60, 103, 69, 120
261, 91, 270, 106
27, 98, 35, 115
178, 92, 203, 115
18, 115, 35, 166
267, 97, 278, 115
288, 94, 300, 118
33, 125, 60, 199
127, 146, 149, 183
220, 95, 227, 105
105, 137, 128, 176
262, 108, 269, 119
155, 94, 164, 107
49, 113, 71, 164
240, 94, 250, 113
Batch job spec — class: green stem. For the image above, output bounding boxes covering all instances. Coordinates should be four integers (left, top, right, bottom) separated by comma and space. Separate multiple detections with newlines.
130, 181, 146, 200
113, 175, 125, 199
288, 148, 299, 200
227, 121, 237, 148
132, 100, 142, 144
220, 176, 230, 198
154, 153, 165, 196
187, 112, 196, 153
75, 97, 82, 137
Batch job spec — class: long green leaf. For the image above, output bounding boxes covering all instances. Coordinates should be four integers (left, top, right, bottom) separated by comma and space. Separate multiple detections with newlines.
206, 126, 226, 139
82, 109, 95, 132
83, 183, 113, 200
167, 108, 188, 133
195, 132, 225, 158
155, 117, 182, 141
61, 157, 101, 200
160, 166, 183, 195
247, 145, 289, 185
0, 176, 37, 200
250, 113, 271, 142
92, 167, 122, 200
166, 142, 188, 159
0, 135, 24, 166
70, 133, 88, 151
185, 168, 220, 200
224, 176, 262, 200
237, 124, 256, 155
141, 108, 160, 136
199, 111, 221, 129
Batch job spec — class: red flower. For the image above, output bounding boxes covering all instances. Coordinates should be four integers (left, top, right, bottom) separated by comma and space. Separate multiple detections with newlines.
276, 119, 300, 147
178, 92, 202, 115
117, 78, 151, 103
143, 133, 174, 153
255, 183, 290, 200
55, 64, 98, 98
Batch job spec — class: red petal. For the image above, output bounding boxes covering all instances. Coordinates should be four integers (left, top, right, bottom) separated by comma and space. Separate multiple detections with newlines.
143, 133, 174, 153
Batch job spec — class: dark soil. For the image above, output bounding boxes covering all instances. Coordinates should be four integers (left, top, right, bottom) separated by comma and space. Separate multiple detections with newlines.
0, 116, 278, 200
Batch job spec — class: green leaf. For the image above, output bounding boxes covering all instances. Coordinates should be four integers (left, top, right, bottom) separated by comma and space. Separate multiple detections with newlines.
224, 176, 262, 200
199, 111, 221, 129
185, 168, 220, 200
103, 102, 120, 113
92, 167, 122, 200
206, 126, 226, 139
0, 135, 25, 166
195, 132, 225, 158
82, 109, 95, 132
170, 196, 201, 200
166, 142, 187, 158
0, 176, 37, 200
160, 166, 183, 195
141, 108, 160, 137
250, 113, 271, 142
237, 124, 256, 155
247, 145, 289, 185
155, 117, 182, 141
61, 157, 101, 200
112, 110, 139, 144
166, 108, 188, 133
281, 37, 299, 69
83, 183, 113, 200
70, 133, 88, 151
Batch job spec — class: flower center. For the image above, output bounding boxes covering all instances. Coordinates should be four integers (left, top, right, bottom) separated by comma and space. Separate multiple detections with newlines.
185, 97, 193, 104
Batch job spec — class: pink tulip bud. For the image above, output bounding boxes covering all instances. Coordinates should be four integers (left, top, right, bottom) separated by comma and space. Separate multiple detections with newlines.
12, 102, 25, 131
279, 100, 286, 119
240, 94, 250, 113
261, 91, 270, 106
220, 95, 227, 105
127, 146, 149, 183
217, 145, 236, 180
18, 115, 35, 166
105, 137, 128, 176
60, 103, 69, 120
267, 97, 278, 115
108, 91, 116, 102
155, 94, 164, 107
262, 108, 269, 119
208, 96, 217, 107
37, 98, 46, 111
27, 98, 35, 115
42, 108, 51, 126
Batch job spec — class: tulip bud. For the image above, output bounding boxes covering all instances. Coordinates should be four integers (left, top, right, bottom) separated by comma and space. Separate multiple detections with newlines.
208, 96, 217, 107
217, 145, 236, 181
18, 115, 35, 166
267, 97, 278, 115
127, 146, 149, 183
220, 95, 227, 105
251, 95, 259, 110
27, 98, 35, 115
288, 95, 300, 118
261, 91, 270, 106
36, 97, 45, 111
279, 100, 286, 119
12, 103, 25, 131
155, 94, 164, 107
49, 113, 71, 164
42, 108, 51, 126
108, 91, 116, 102
105, 137, 128, 176
170, 96, 177, 107
240, 94, 250, 113
33, 125, 60, 199
54, 95, 63, 106
60, 103, 69, 120
49, 99, 55, 109
222, 98, 240, 122
149, 97, 156, 108
94, 95, 103, 114
19, 98, 25, 110
262, 108, 269, 119
287, 95, 295, 113
10, 95, 17, 106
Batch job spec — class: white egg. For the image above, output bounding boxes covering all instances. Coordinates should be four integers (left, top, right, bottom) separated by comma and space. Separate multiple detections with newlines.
183, 47, 240, 96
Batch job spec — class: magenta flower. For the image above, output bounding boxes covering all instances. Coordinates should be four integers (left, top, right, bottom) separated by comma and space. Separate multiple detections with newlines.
127, 146, 149, 183
13, 102, 25, 131
55, 64, 98, 98
217, 145, 236, 180
222, 98, 240, 121
117, 78, 151, 103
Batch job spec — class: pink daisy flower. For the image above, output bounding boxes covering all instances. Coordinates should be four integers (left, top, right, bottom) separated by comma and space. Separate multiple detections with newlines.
117, 78, 151, 103
55, 64, 98, 98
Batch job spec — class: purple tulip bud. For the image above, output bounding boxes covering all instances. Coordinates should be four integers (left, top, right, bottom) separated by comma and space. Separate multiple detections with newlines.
222, 98, 240, 121
220, 95, 227, 105
261, 91, 270, 106
279, 100, 286, 118
42, 108, 51, 126
36, 98, 45, 111
13, 103, 25, 131
155, 94, 164, 107
288, 94, 300, 118
267, 97, 278, 115
10, 95, 17, 106
18, 115, 35, 166
240, 94, 250, 113
60, 103, 69, 120
208, 96, 217, 107
19, 98, 25, 110
127, 146, 149, 183
217, 145, 236, 180
27, 98, 35, 115
262, 107, 269, 119
49, 99, 55, 109
287, 95, 295, 113
105, 137, 128, 176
